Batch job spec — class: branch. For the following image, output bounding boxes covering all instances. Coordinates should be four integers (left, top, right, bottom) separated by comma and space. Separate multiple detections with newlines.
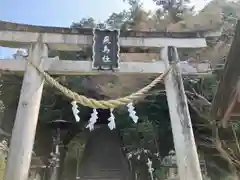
185, 83, 240, 172
231, 124, 240, 156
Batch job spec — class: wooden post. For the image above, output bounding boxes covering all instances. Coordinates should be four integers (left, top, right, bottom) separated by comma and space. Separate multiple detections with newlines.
162, 46, 202, 180
4, 41, 48, 180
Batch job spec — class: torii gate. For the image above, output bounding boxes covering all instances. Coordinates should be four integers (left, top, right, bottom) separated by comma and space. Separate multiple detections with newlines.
0, 20, 208, 180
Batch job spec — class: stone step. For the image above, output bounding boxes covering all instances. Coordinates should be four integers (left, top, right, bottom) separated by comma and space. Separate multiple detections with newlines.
79, 176, 123, 180
78, 126, 132, 180
80, 179, 121, 180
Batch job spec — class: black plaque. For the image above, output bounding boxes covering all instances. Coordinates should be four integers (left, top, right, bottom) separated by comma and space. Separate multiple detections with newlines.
92, 28, 120, 70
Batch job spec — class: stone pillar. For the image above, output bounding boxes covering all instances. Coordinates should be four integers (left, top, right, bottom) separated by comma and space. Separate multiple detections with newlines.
163, 46, 202, 180
4, 41, 48, 180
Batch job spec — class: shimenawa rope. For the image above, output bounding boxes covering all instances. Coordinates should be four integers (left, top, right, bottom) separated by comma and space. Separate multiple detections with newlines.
25, 58, 172, 109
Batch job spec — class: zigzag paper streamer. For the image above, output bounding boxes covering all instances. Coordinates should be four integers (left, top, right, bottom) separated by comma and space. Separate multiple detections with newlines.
86, 109, 98, 131
71, 101, 80, 122
108, 108, 116, 130
147, 158, 154, 180
127, 102, 139, 123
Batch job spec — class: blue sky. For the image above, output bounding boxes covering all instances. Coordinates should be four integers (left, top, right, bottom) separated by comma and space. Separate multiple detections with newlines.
0, 0, 210, 58
1, 0, 130, 27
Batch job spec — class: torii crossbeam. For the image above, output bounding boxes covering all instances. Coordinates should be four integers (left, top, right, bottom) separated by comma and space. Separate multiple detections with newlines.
0, 20, 207, 180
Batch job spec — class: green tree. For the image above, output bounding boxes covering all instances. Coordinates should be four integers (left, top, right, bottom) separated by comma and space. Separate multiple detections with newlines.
153, 0, 193, 23
105, 11, 130, 29
71, 17, 95, 28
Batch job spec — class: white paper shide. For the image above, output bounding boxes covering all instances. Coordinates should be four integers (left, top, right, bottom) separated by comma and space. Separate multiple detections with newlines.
127, 102, 139, 123
86, 108, 98, 131
108, 108, 116, 130
71, 101, 80, 122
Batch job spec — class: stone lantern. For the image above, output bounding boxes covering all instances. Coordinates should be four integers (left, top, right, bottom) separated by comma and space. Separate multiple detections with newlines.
46, 119, 74, 180
161, 150, 208, 180
161, 150, 179, 180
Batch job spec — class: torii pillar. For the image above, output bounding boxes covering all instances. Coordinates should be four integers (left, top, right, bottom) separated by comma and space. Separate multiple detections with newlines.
4, 41, 48, 180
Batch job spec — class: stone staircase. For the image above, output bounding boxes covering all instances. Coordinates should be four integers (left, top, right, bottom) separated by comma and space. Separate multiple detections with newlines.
78, 126, 132, 180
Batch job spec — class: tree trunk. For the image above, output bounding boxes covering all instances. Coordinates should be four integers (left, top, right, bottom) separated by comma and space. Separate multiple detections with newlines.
79, 125, 132, 180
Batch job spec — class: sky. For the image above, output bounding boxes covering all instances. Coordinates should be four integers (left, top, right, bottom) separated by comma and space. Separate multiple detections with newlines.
0, 0, 211, 58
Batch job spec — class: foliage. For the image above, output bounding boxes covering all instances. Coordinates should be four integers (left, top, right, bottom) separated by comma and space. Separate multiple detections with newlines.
0, 140, 9, 180
71, 17, 95, 28
106, 11, 130, 29
0, 154, 6, 180
153, 0, 193, 22
114, 88, 174, 179
185, 68, 240, 179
